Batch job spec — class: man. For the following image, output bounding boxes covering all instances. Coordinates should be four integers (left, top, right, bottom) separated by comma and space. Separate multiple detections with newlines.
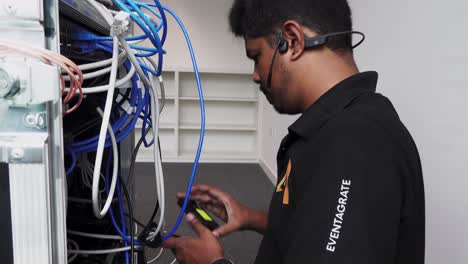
163, 0, 425, 263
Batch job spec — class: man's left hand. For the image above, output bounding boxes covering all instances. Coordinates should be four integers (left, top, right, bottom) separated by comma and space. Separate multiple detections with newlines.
163, 213, 224, 264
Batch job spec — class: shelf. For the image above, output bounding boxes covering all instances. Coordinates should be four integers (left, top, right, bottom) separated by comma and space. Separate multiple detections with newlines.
135, 122, 176, 129
179, 72, 257, 99
163, 66, 252, 75
179, 124, 257, 131
179, 100, 257, 129
159, 96, 175, 100
134, 70, 260, 163
179, 96, 257, 102
157, 72, 177, 98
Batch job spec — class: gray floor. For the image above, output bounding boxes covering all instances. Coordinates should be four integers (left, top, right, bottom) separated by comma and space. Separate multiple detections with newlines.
134, 163, 274, 264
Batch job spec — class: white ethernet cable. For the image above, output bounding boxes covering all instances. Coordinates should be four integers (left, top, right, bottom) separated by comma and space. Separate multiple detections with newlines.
146, 248, 164, 263
68, 246, 132, 255
91, 36, 119, 219
143, 57, 166, 111
78, 63, 136, 94
118, 36, 151, 88
68, 230, 135, 241
147, 63, 165, 239
120, 41, 166, 238
73, 51, 127, 71
63, 63, 137, 94
63, 54, 127, 81
87, 0, 114, 25
87, 0, 166, 238
95, 107, 119, 215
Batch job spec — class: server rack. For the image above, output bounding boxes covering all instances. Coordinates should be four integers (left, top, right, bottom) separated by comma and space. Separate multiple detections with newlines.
0, 0, 67, 263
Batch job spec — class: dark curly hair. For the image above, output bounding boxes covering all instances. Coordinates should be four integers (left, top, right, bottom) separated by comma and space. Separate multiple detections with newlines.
229, 0, 353, 50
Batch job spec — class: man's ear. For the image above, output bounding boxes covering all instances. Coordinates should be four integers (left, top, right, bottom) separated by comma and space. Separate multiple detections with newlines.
281, 20, 309, 61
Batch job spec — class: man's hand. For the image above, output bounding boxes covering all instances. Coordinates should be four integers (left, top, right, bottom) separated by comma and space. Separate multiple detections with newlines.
162, 213, 224, 264
177, 184, 268, 236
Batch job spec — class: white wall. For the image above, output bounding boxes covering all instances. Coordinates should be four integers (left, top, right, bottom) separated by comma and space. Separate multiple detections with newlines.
158, 0, 252, 72
351, 1, 468, 264
146, 1, 468, 263
258, 97, 298, 181
260, 1, 468, 263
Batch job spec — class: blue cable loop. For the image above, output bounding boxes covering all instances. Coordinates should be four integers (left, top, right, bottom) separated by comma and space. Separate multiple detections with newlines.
134, 1, 168, 46
123, 0, 164, 75
156, 5, 206, 241
68, 52, 146, 152
112, 0, 164, 75
70, 89, 144, 153
67, 1, 206, 243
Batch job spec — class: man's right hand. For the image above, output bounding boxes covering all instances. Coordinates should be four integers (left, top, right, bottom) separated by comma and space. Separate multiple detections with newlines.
177, 184, 268, 237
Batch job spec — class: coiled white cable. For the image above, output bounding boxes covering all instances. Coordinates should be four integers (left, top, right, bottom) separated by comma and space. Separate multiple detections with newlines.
79, 63, 136, 94
68, 246, 132, 255
91, 36, 119, 219
148, 73, 165, 239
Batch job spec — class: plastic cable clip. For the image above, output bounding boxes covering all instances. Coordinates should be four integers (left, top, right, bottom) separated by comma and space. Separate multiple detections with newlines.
111, 11, 131, 37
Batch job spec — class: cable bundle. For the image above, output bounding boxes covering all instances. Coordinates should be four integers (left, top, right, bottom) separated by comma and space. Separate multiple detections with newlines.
0, 41, 84, 114
64, 1, 206, 263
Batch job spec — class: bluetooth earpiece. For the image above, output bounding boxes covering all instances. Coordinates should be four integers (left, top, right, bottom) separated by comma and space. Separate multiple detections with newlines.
278, 37, 289, 54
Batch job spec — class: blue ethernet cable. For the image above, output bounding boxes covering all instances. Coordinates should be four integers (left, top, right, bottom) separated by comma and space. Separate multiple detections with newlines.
69, 59, 145, 152
68, 60, 139, 150
71, 92, 145, 153
129, 45, 160, 57
72, 34, 147, 42
112, 0, 158, 45
123, 0, 168, 46
141, 90, 153, 147
71, 84, 144, 153
123, 0, 164, 75
112, 0, 164, 75
133, 1, 168, 46
69, 76, 144, 153
105, 152, 143, 247
138, 62, 158, 75
147, 5, 205, 240
117, 178, 130, 264
65, 146, 77, 176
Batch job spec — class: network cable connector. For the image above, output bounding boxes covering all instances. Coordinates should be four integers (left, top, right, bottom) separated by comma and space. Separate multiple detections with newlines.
0, 59, 59, 106
110, 11, 131, 37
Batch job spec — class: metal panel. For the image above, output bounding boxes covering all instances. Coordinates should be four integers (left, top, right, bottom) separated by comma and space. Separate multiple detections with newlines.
9, 162, 53, 264
44, 0, 68, 263
0, 0, 43, 21
0, 0, 68, 262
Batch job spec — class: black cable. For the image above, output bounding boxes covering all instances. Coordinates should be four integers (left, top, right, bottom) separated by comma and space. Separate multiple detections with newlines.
126, 124, 161, 238
123, 213, 146, 229
122, 124, 159, 262
126, 126, 150, 188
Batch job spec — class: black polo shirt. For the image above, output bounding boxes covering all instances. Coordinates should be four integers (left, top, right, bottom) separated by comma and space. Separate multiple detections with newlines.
255, 71, 425, 264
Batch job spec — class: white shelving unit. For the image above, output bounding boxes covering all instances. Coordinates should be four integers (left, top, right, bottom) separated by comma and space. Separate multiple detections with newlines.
135, 69, 259, 163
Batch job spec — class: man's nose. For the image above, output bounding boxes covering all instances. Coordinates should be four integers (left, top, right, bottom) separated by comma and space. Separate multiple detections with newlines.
252, 71, 261, 84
